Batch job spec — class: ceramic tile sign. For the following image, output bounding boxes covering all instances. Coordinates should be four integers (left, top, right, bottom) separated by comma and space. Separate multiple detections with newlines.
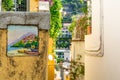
7, 25, 39, 56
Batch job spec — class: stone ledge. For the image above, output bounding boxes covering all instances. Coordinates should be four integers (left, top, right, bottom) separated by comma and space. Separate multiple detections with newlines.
0, 12, 50, 30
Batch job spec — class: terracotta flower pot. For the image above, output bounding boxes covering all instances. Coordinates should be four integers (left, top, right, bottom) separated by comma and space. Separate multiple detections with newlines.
87, 26, 92, 34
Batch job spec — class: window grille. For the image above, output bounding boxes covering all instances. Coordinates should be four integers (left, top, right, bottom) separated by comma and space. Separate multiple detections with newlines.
2, 0, 28, 11
14, 0, 27, 11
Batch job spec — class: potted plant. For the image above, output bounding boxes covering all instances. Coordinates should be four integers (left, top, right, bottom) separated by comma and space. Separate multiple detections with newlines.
70, 55, 84, 80
80, 0, 92, 34
69, 0, 92, 40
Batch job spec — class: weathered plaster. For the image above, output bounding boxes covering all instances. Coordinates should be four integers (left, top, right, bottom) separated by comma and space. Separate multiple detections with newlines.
0, 30, 49, 80
0, 12, 50, 80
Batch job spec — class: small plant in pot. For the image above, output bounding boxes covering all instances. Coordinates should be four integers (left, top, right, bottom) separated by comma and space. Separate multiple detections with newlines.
70, 55, 84, 80
80, 0, 92, 35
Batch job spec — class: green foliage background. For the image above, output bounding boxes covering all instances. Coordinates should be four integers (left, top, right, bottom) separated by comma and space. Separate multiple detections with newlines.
62, 0, 83, 23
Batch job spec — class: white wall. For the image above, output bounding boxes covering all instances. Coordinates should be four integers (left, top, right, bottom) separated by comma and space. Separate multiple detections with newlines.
85, 0, 120, 80
71, 41, 85, 62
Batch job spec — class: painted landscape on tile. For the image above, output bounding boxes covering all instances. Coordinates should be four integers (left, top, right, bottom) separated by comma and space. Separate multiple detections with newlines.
7, 25, 39, 56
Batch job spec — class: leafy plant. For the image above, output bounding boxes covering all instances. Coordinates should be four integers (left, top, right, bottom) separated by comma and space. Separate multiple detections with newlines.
70, 55, 84, 80
56, 58, 64, 63
68, 17, 77, 33
50, 0, 62, 40
2, 0, 14, 11
68, 0, 91, 39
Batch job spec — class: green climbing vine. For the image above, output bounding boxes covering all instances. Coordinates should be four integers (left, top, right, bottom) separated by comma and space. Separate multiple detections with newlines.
50, 0, 62, 40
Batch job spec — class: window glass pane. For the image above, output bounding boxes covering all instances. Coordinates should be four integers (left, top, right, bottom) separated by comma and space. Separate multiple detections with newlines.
15, 0, 27, 11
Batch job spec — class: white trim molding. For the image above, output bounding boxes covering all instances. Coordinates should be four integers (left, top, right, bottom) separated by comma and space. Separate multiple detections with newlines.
85, 0, 104, 57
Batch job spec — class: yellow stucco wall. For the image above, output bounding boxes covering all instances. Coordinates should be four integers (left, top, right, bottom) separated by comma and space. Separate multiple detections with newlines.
30, 0, 39, 12
48, 60, 55, 80
47, 37, 55, 80
0, 30, 49, 80
48, 38, 54, 54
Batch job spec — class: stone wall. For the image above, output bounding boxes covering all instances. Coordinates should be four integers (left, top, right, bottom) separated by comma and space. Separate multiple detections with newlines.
0, 12, 50, 80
